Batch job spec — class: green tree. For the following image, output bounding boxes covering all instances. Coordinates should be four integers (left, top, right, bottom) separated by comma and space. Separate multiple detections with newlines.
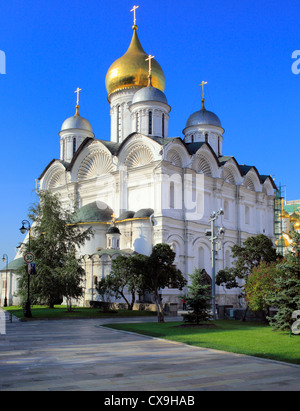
140, 244, 187, 323
17, 191, 93, 308
244, 261, 281, 322
216, 234, 280, 321
183, 268, 212, 324
267, 232, 300, 331
108, 254, 144, 310
95, 276, 115, 312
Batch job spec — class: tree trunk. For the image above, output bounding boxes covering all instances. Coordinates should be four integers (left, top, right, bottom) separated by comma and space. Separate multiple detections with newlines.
241, 305, 249, 322
154, 294, 164, 323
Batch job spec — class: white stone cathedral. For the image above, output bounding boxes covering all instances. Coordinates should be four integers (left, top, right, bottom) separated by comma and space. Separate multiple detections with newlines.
4, 19, 276, 309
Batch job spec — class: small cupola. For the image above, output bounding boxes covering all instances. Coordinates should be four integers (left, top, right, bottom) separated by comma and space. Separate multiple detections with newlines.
58, 88, 94, 162
106, 213, 121, 249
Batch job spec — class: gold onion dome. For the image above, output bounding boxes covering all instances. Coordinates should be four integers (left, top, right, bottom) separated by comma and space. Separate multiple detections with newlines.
294, 221, 300, 231
105, 25, 165, 98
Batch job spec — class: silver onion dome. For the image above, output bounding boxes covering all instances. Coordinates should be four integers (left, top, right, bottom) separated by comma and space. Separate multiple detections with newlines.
61, 106, 93, 133
132, 86, 168, 105
185, 107, 222, 128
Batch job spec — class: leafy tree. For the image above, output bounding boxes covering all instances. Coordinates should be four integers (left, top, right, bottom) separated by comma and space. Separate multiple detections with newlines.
108, 254, 144, 310
183, 268, 212, 324
216, 234, 280, 321
267, 232, 300, 331
95, 277, 115, 312
140, 243, 187, 322
60, 250, 85, 312
17, 191, 93, 308
244, 261, 281, 322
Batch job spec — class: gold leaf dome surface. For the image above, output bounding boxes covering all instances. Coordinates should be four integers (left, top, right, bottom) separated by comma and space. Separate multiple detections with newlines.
105, 26, 165, 97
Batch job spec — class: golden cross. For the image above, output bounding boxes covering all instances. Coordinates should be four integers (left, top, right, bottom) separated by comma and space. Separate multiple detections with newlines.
74, 87, 82, 106
130, 5, 139, 26
111, 212, 116, 224
145, 55, 155, 77
199, 81, 207, 98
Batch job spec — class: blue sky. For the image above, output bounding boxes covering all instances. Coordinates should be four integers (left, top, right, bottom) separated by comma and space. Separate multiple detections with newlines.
0, 0, 299, 261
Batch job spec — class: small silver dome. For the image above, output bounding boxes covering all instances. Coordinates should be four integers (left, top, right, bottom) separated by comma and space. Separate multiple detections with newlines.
61, 111, 93, 133
185, 108, 222, 128
132, 86, 168, 105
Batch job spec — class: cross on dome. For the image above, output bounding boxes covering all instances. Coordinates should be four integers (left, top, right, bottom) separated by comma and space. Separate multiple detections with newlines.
74, 87, 82, 115
130, 5, 139, 28
145, 54, 154, 86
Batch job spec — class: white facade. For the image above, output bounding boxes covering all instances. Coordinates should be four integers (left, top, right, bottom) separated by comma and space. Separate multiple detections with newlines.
2, 23, 276, 309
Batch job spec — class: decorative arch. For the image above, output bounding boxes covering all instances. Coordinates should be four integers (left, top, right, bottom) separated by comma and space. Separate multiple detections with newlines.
165, 149, 183, 167
223, 167, 236, 185
48, 169, 66, 189
78, 149, 114, 181
40, 161, 67, 190
244, 175, 256, 191
125, 144, 154, 168
195, 155, 212, 176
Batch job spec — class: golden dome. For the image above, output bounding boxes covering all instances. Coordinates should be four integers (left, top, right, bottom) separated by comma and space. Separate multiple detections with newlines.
105, 26, 165, 99
294, 221, 300, 231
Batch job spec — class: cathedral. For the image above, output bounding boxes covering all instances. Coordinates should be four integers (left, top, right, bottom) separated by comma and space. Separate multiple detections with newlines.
2, 14, 276, 309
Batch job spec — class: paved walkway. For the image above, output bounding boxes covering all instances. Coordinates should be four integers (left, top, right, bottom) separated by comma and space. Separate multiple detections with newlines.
0, 313, 300, 391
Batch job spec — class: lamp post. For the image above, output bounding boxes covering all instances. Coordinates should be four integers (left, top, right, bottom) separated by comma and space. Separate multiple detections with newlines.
2, 254, 8, 307
208, 208, 225, 320
19, 220, 32, 318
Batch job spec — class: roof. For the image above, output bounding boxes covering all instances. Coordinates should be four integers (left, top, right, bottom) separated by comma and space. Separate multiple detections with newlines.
1, 257, 25, 272
72, 201, 113, 224
93, 248, 137, 257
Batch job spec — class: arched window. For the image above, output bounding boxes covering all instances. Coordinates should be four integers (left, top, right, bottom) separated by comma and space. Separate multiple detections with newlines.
162, 113, 165, 137
191, 134, 194, 143
148, 111, 152, 135
198, 247, 205, 269
73, 137, 76, 156
205, 133, 208, 143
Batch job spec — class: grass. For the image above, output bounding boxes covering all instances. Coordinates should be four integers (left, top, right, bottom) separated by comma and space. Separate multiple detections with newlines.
3, 305, 157, 320
105, 320, 300, 365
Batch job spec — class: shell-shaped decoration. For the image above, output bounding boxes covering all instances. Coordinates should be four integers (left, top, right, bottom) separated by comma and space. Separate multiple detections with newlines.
223, 167, 236, 185
125, 145, 154, 168
78, 150, 114, 181
48, 170, 65, 189
196, 155, 212, 176
244, 176, 255, 191
166, 149, 182, 167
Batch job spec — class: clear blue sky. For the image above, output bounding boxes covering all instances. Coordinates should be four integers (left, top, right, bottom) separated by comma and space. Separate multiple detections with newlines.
0, 0, 299, 262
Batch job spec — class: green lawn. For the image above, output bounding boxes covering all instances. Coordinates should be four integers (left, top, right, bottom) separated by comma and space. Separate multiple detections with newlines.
3, 305, 156, 320
105, 320, 300, 365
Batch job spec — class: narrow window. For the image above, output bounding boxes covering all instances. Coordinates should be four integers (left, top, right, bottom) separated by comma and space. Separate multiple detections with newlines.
117, 105, 121, 142
205, 133, 208, 143
218, 136, 220, 156
162, 113, 165, 137
245, 206, 250, 225
148, 111, 152, 135
191, 134, 194, 143
170, 181, 175, 209
73, 137, 76, 155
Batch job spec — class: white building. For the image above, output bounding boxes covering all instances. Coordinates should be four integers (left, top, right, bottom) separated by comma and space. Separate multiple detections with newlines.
1, 21, 276, 309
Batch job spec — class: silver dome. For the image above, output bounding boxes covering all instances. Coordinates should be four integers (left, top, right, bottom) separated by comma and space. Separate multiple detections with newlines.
61, 114, 93, 133
185, 108, 222, 128
132, 86, 168, 105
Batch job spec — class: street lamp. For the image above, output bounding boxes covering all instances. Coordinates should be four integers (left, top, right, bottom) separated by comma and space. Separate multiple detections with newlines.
19, 220, 32, 318
2, 254, 8, 307
208, 208, 225, 320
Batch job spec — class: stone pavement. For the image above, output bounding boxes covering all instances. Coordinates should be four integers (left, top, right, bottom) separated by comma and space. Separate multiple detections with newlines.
0, 313, 300, 391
